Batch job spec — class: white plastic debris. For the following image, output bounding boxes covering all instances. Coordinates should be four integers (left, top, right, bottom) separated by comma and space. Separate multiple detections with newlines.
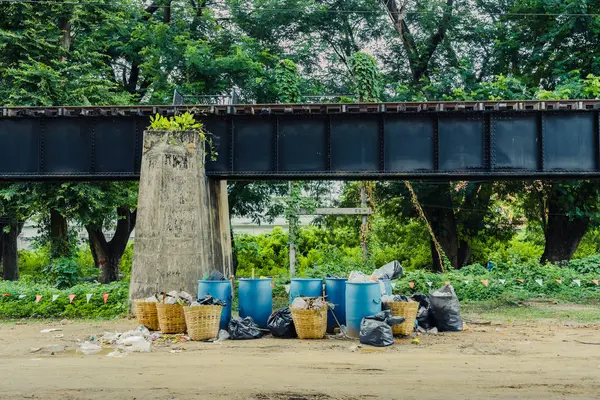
214, 329, 230, 344
118, 336, 151, 352
107, 349, 128, 358
144, 295, 158, 303
40, 328, 62, 333
290, 297, 308, 310
77, 341, 102, 355
100, 332, 121, 344
119, 326, 150, 340
348, 271, 371, 283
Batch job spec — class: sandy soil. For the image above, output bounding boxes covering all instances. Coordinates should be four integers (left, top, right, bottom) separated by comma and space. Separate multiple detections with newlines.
1, 316, 599, 400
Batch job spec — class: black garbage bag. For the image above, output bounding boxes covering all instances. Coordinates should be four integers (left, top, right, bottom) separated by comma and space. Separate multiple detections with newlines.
267, 307, 297, 338
196, 295, 226, 306
411, 293, 435, 330
371, 260, 404, 280
359, 310, 405, 347
229, 317, 264, 340
428, 284, 463, 332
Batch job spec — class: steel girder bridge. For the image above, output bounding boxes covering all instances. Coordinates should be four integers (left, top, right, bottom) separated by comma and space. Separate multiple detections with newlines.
1, 100, 600, 181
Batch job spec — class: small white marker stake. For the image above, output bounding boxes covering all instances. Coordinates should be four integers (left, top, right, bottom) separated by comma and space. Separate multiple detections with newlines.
52, 294, 59, 302
499, 279, 506, 284
426, 281, 432, 287
573, 279, 581, 287
535, 279, 543, 287
86, 293, 93, 303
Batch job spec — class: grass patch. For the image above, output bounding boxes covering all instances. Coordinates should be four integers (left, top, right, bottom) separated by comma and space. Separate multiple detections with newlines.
462, 300, 600, 324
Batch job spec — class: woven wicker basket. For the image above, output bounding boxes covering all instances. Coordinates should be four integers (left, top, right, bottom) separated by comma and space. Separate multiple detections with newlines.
156, 303, 186, 334
183, 305, 222, 341
384, 301, 419, 336
134, 300, 160, 331
290, 305, 328, 339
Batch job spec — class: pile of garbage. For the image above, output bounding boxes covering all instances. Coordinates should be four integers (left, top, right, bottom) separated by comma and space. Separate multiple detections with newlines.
229, 317, 263, 340
139, 295, 159, 303
290, 296, 328, 310
77, 325, 153, 357
160, 290, 194, 305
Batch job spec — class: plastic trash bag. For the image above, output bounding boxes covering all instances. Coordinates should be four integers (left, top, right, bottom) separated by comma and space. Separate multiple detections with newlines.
107, 349, 128, 358
77, 341, 102, 355
267, 308, 297, 338
228, 317, 263, 340
371, 260, 404, 280
411, 293, 435, 330
429, 284, 463, 332
194, 295, 226, 306
118, 336, 151, 352
214, 329, 230, 344
359, 310, 405, 347
348, 271, 370, 283
205, 269, 225, 281
290, 297, 307, 310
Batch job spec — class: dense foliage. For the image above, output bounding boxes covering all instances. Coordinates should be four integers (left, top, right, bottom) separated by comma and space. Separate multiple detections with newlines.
3, 0, 600, 310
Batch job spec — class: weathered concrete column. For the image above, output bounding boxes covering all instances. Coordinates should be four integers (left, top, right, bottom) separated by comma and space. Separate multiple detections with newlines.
129, 130, 232, 302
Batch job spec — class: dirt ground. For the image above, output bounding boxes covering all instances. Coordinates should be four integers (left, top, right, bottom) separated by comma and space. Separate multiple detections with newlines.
1, 307, 600, 400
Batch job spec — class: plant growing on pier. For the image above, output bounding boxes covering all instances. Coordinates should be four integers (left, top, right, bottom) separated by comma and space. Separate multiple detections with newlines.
148, 112, 217, 161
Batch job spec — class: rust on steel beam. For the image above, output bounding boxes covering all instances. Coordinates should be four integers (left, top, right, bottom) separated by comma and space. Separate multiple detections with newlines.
3, 100, 600, 118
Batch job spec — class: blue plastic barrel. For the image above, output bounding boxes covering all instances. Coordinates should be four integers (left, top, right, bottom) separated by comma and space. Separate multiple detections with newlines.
197, 280, 232, 330
238, 278, 272, 329
380, 279, 393, 296
325, 278, 347, 333
345, 282, 382, 338
289, 278, 323, 302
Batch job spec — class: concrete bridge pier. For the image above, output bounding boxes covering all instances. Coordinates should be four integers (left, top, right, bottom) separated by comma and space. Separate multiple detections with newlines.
129, 130, 232, 302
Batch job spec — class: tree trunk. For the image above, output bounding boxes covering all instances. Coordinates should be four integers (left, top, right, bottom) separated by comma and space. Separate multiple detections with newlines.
540, 194, 589, 263
50, 209, 70, 259
86, 207, 136, 284
1, 219, 23, 281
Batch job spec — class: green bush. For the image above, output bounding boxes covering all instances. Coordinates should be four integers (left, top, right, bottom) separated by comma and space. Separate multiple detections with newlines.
0, 280, 128, 319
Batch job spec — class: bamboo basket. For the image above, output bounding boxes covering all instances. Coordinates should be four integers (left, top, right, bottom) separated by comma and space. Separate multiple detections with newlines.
183, 305, 222, 341
134, 300, 160, 331
290, 305, 328, 339
384, 301, 419, 336
156, 303, 186, 334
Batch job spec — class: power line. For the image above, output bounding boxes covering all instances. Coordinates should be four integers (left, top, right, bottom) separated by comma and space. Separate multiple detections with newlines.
2, 0, 600, 18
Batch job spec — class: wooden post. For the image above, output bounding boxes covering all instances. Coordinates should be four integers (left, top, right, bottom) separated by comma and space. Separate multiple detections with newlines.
360, 183, 368, 264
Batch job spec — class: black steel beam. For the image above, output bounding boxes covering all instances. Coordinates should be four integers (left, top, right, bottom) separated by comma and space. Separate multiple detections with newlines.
2, 102, 600, 181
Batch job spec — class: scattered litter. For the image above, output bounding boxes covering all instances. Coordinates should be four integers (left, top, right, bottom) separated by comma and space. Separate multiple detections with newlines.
40, 328, 62, 333
359, 310, 405, 347
143, 295, 158, 303
107, 349, 128, 358
150, 332, 162, 341
77, 341, 102, 355
267, 308, 297, 338
170, 349, 184, 353
214, 329, 230, 344
100, 332, 121, 344
119, 336, 151, 352
412, 337, 420, 345
574, 340, 600, 345
53, 334, 64, 338
59, 319, 72, 325
416, 326, 438, 334
229, 317, 263, 340
349, 344, 360, 352
290, 297, 307, 310
429, 284, 464, 332
29, 347, 42, 353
